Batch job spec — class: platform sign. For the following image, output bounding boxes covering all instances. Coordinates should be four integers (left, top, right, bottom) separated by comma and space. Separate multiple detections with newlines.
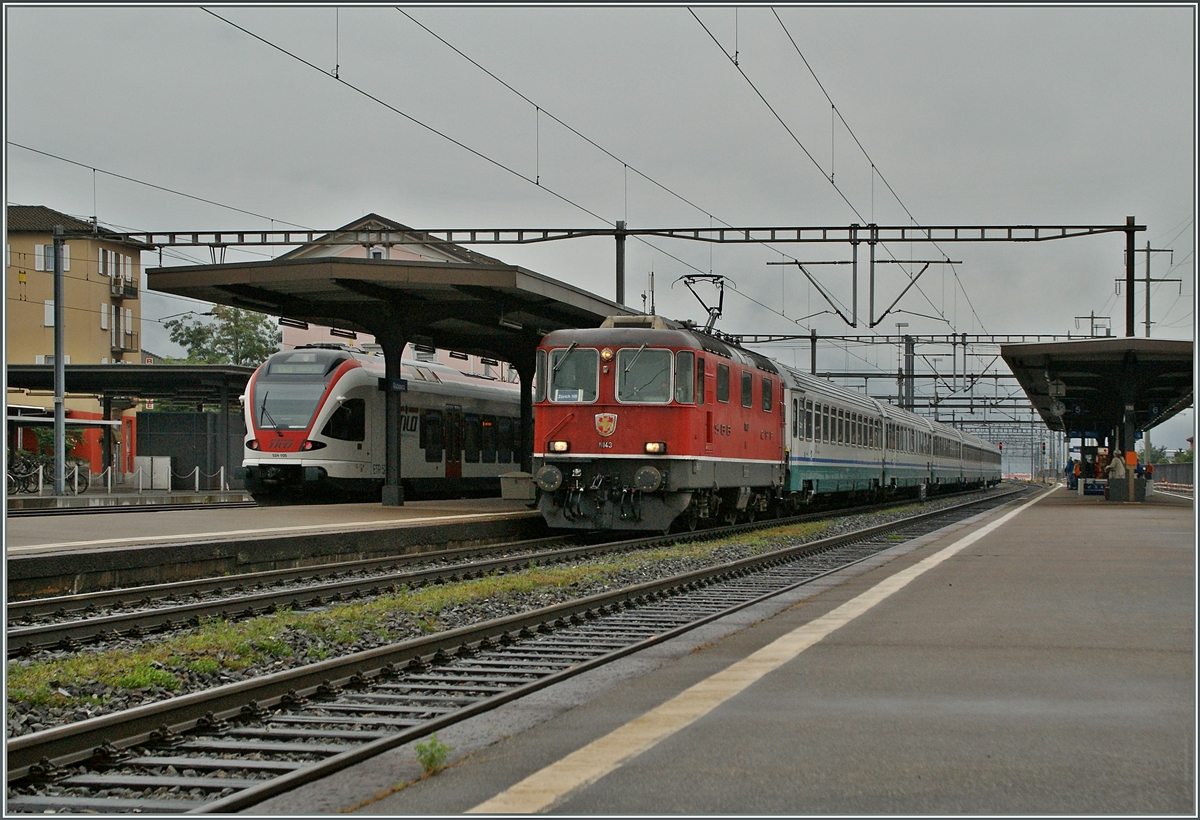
378, 377, 408, 393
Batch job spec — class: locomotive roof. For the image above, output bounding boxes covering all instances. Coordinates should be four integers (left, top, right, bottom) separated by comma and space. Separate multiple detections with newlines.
540, 322, 779, 374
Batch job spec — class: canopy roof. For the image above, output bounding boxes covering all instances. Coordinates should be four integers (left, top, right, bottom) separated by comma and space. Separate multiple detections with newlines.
999, 337, 1193, 435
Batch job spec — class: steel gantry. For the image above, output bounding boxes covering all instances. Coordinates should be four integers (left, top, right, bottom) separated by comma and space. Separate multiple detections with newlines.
94, 219, 1145, 332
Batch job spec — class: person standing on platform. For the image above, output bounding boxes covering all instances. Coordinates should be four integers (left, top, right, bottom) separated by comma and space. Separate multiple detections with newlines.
1107, 451, 1127, 481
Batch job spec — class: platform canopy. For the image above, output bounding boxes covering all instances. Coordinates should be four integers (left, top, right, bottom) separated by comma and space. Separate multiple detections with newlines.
999, 337, 1194, 440
6, 364, 254, 404
144, 214, 631, 365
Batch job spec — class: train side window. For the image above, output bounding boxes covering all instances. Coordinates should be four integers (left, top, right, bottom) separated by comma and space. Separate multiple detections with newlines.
716, 364, 730, 403
856, 416, 863, 446
805, 400, 813, 441
741, 371, 753, 408
464, 414, 481, 463
322, 397, 365, 442
497, 417, 513, 464
481, 415, 497, 463
674, 351, 695, 404
814, 404, 821, 442
421, 410, 444, 462
820, 405, 828, 442
696, 357, 706, 405
791, 398, 798, 438
762, 377, 773, 412
534, 349, 547, 403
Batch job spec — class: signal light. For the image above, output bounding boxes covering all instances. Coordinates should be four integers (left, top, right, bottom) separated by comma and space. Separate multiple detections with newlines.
998, 442, 1003, 451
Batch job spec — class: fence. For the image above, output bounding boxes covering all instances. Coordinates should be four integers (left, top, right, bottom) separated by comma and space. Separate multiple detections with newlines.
1150, 462, 1194, 487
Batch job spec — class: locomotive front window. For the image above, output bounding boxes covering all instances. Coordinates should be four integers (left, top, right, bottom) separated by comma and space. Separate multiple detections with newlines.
548, 347, 598, 402
617, 347, 671, 403
253, 382, 328, 430
674, 351, 695, 404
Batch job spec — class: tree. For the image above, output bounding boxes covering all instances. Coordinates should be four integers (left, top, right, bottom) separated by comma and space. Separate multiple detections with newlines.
1143, 443, 1170, 465
1172, 449, 1193, 464
162, 305, 281, 367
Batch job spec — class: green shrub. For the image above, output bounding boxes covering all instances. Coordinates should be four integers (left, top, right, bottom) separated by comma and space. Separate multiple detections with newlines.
414, 733, 453, 774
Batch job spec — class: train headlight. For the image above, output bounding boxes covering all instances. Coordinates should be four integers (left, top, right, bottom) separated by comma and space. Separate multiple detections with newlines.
301, 440, 327, 451
535, 465, 563, 492
644, 441, 667, 455
247, 439, 261, 451
600, 347, 614, 362
634, 465, 663, 492
548, 440, 570, 453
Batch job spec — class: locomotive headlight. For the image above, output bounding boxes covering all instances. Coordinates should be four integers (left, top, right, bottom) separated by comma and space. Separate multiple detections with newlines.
600, 347, 614, 362
634, 465, 663, 492
534, 465, 563, 492
301, 440, 327, 451
246, 439, 261, 451
548, 440, 570, 453
644, 441, 667, 455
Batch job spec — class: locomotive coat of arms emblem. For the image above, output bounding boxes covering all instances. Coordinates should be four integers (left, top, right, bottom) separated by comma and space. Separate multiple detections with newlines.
595, 413, 618, 437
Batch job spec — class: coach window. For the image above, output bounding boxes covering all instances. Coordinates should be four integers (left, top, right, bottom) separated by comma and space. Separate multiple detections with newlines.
805, 400, 813, 440
534, 350, 548, 402
496, 417, 513, 464
549, 347, 599, 403
716, 364, 730, 403
464, 414, 481, 463
821, 405, 829, 442
741, 371, 753, 408
674, 351, 695, 404
420, 410, 444, 462
791, 398, 798, 438
696, 357, 706, 405
762, 377, 773, 412
322, 397, 365, 442
617, 347, 672, 403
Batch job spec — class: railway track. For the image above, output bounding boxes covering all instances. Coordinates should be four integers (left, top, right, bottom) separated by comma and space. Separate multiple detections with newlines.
6, 485, 1033, 813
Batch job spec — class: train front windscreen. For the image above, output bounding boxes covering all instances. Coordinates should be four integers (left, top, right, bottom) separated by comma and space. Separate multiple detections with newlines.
252, 349, 351, 431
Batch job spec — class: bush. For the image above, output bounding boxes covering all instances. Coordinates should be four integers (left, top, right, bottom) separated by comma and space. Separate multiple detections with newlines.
414, 733, 453, 774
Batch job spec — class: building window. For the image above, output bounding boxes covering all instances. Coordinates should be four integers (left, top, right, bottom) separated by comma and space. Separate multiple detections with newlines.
34, 243, 70, 272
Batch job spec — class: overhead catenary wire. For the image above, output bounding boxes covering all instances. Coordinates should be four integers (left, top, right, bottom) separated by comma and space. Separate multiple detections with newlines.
689, 9, 963, 334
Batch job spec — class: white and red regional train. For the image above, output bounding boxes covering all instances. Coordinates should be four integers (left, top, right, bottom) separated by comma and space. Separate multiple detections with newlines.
239, 345, 520, 502
531, 315, 1001, 532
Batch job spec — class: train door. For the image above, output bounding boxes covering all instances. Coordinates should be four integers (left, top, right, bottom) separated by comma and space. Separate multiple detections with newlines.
444, 405, 463, 479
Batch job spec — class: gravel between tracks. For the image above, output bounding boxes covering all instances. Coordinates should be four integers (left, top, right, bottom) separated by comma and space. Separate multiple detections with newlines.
7, 487, 1017, 739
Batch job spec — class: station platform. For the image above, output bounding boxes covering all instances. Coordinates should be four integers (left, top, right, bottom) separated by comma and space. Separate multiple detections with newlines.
5, 496, 544, 598
248, 485, 1195, 815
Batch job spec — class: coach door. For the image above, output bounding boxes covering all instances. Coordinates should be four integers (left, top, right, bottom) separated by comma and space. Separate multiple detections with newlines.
444, 406, 463, 479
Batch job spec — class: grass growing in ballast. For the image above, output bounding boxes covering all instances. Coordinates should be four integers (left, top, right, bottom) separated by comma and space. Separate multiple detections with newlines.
7, 519, 831, 715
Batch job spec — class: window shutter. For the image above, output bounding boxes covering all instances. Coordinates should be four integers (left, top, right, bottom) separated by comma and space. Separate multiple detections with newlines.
125, 255, 133, 282
125, 308, 132, 336
44, 300, 54, 326
99, 249, 107, 277
35, 245, 45, 271
111, 307, 118, 347
100, 303, 108, 330
101, 357, 109, 364
62, 244, 70, 271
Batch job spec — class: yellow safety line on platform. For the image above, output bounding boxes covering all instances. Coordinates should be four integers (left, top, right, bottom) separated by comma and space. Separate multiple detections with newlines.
6, 511, 534, 554
467, 487, 1056, 814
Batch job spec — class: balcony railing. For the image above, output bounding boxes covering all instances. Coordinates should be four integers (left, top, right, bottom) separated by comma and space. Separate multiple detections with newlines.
110, 278, 138, 299
112, 331, 139, 354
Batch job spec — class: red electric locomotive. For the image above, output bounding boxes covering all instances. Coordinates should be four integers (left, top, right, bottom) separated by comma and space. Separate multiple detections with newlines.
532, 314, 786, 531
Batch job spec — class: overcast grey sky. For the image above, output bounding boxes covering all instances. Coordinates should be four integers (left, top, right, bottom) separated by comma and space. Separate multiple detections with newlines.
5, 4, 1196, 448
